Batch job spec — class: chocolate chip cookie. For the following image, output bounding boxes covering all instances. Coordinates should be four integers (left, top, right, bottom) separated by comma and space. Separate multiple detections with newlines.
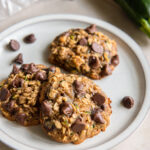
40, 72, 112, 144
48, 24, 119, 79
0, 63, 60, 126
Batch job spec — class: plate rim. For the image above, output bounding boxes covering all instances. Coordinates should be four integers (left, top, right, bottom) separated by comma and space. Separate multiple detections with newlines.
0, 14, 150, 150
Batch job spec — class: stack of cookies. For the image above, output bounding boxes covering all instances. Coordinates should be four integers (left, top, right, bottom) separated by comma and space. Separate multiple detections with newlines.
0, 24, 119, 144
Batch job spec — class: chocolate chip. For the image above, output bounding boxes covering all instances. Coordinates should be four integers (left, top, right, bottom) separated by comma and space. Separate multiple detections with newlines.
71, 120, 85, 133
2, 100, 15, 113
24, 34, 36, 43
28, 63, 39, 73
85, 24, 97, 34
35, 71, 47, 81
49, 66, 56, 72
41, 101, 52, 116
101, 64, 112, 76
20, 64, 29, 72
22, 63, 39, 74
92, 110, 105, 124
12, 78, 24, 88
60, 102, 73, 116
89, 56, 100, 69
122, 96, 134, 109
100, 104, 106, 111
14, 53, 23, 64
111, 55, 119, 66
0, 88, 11, 101
73, 80, 83, 93
15, 113, 26, 125
79, 38, 88, 46
91, 42, 103, 54
8, 40, 20, 51
92, 93, 105, 106
11, 64, 19, 74
44, 121, 55, 131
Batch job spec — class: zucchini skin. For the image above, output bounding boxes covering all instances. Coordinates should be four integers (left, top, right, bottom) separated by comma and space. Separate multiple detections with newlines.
115, 0, 150, 38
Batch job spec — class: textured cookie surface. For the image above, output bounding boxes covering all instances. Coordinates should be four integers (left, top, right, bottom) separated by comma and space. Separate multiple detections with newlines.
49, 24, 119, 79
0, 63, 60, 126
40, 73, 112, 144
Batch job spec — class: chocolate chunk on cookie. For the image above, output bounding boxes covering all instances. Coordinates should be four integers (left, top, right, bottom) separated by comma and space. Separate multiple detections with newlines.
85, 24, 97, 34
35, 71, 47, 81
79, 38, 88, 46
11, 64, 20, 74
60, 102, 73, 116
92, 93, 105, 106
0, 88, 11, 101
41, 100, 52, 116
71, 120, 85, 133
89, 56, 100, 69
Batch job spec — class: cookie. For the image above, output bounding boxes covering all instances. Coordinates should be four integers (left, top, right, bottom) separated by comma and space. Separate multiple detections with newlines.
0, 63, 60, 126
48, 24, 119, 80
40, 73, 111, 144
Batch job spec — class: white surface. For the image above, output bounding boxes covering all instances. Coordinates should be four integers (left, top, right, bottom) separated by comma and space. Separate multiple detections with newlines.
0, 14, 150, 150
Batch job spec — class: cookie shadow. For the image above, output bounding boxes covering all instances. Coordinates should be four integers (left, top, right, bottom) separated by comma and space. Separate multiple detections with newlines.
27, 125, 63, 145
42, 45, 51, 65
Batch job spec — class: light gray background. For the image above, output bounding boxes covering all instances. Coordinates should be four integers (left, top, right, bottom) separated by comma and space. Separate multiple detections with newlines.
0, 0, 150, 150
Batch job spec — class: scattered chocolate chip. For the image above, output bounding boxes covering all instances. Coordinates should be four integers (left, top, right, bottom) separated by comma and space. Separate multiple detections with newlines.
122, 96, 134, 109
89, 56, 100, 69
35, 71, 47, 81
49, 66, 56, 72
60, 102, 73, 116
15, 113, 26, 125
8, 40, 20, 51
24, 34, 36, 43
79, 38, 88, 46
73, 80, 83, 93
12, 78, 24, 88
14, 53, 23, 64
71, 120, 85, 133
92, 93, 105, 106
41, 100, 52, 116
85, 24, 97, 34
111, 55, 119, 66
0, 88, 11, 101
2, 100, 15, 113
92, 110, 105, 124
101, 64, 112, 76
91, 42, 103, 54
11, 64, 19, 74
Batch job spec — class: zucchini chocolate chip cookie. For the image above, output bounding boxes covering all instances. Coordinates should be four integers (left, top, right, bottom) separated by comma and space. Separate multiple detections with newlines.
40, 73, 112, 144
0, 63, 60, 126
49, 24, 119, 79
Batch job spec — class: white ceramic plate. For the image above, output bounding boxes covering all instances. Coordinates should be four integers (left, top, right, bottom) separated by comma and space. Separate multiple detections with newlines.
0, 14, 150, 150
